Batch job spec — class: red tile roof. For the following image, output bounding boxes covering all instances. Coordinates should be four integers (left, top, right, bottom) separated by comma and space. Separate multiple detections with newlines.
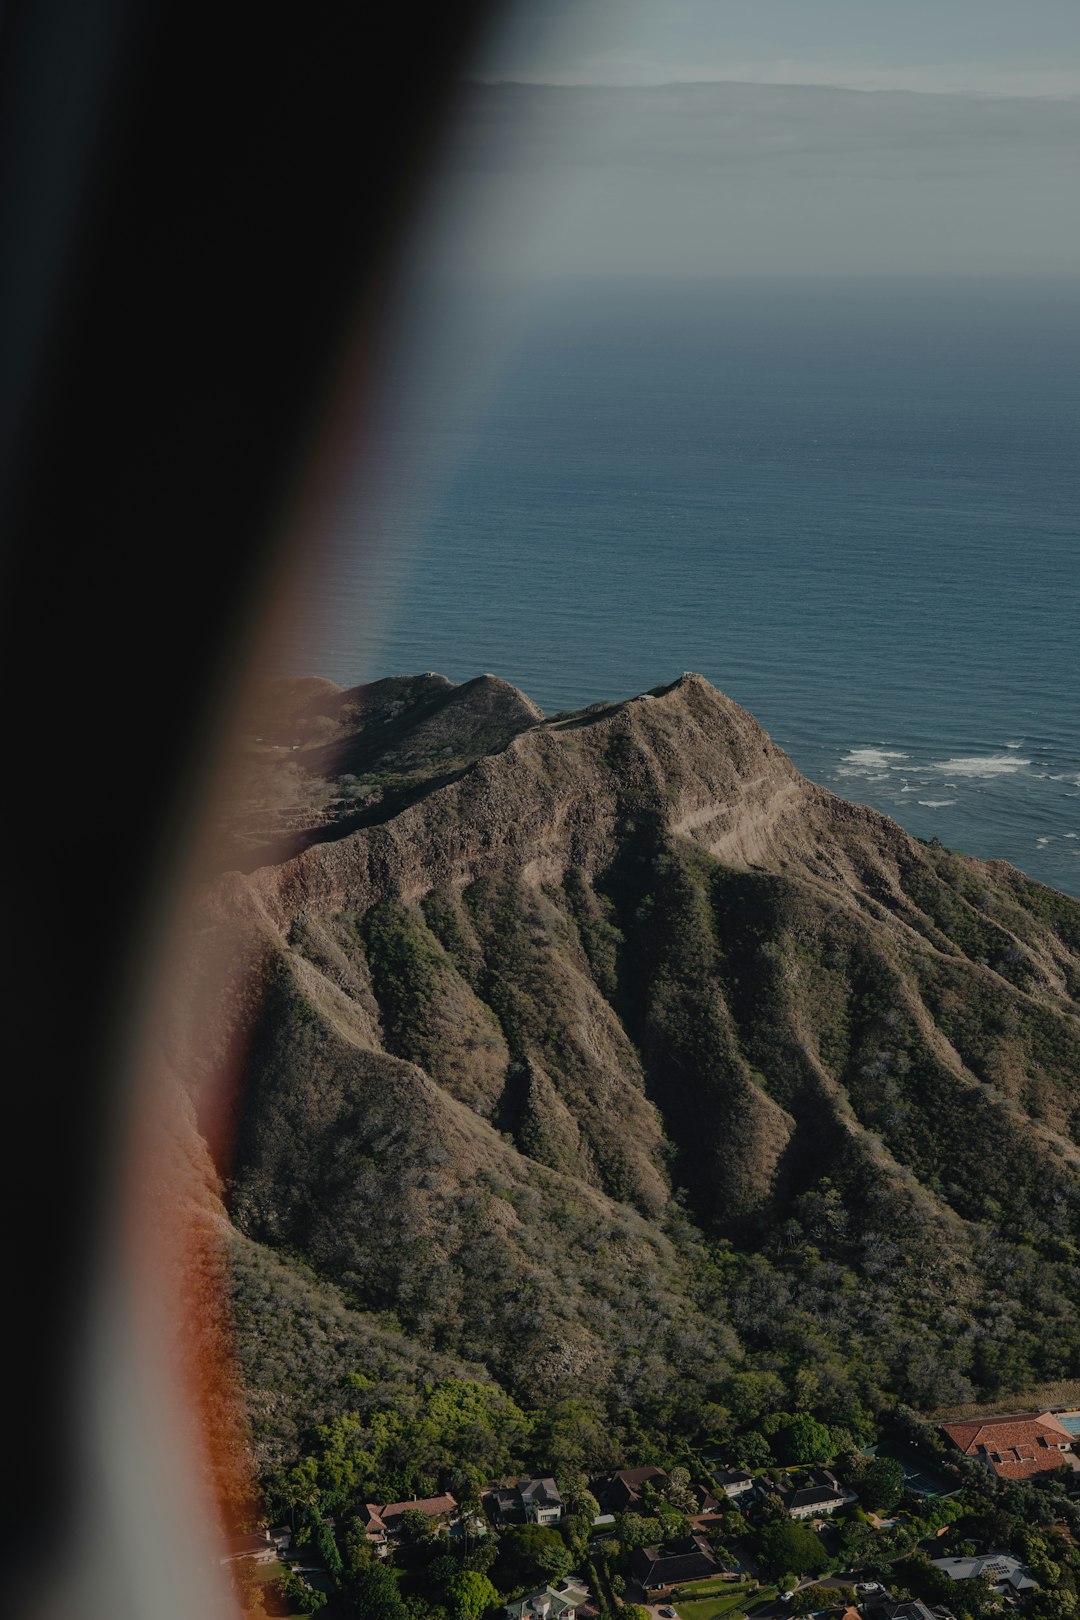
381, 1493, 457, 1521
362, 1494, 458, 1534
991, 1453, 1069, 1481
941, 1412, 1073, 1479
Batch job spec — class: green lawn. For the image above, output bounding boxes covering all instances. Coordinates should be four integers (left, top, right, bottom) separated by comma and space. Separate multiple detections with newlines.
671, 1580, 752, 1600
239, 1558, 312, 1619
670, 1581, 777, 1620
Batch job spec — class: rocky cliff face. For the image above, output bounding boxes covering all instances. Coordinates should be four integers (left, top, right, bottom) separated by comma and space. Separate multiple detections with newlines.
177, 672, 1080, 1468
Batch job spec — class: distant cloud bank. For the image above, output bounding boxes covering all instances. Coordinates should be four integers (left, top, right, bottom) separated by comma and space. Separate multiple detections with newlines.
422, 79, 1080, 279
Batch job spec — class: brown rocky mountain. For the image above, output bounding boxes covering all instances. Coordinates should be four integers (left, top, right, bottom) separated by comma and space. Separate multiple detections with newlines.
173, 672, 1080, 1483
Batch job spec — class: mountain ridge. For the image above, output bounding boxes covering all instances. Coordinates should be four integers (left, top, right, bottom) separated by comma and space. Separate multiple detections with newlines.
239, 669, 1075, 1000
174, 671, 1080, 1492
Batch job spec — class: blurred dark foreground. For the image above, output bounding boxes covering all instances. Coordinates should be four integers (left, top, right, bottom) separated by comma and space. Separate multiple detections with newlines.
0, 1, 494, 1612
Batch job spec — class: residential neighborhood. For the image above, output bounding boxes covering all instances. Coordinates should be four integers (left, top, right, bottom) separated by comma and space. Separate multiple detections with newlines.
231, 1403, 1080, 1620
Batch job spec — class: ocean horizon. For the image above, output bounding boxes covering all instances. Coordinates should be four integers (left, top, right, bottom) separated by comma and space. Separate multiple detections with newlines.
285, 278, 1080, 896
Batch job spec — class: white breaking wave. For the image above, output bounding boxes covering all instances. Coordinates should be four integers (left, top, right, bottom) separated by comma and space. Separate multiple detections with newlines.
1004, 740, 1025, 749
839, 747, 909, 772
929, 754, 1031, 778
918, 799, 956, 808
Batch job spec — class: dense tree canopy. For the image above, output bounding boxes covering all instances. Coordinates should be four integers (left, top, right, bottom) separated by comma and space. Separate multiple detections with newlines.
496, 1524, 573, 1588
444, 1569, 498, 1620
860, 1456, 906, 1514
352, 1565, 409, 1620
758, 1519, 830, 1577
770, 1414, 835, 1464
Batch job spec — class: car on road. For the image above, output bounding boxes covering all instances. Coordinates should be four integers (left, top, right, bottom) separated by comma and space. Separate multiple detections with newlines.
658, 1609, 678, 1617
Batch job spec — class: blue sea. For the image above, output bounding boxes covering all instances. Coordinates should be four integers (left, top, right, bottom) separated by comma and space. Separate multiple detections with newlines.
291, 280, 1080, 897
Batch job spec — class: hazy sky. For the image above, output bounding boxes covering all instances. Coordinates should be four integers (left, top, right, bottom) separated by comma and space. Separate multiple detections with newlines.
417, 78, 1080, 281
384, 1, 1080, 283
476, 0, 1080, 97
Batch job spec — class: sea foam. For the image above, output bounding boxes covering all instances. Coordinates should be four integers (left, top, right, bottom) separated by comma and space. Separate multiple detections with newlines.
839, 747, 909, 771
929, 755, 1031, 778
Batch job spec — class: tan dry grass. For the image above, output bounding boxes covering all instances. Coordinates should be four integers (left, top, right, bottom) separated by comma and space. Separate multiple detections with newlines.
925, 1381, 1080, 1421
